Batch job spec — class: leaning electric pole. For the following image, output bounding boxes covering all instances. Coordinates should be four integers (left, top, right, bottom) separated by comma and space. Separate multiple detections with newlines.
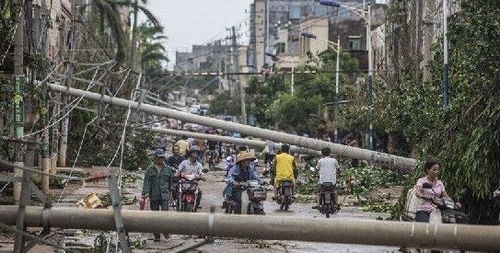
12, 0, 25, 206
231, 26, 247, 124
12, 1, 30, 251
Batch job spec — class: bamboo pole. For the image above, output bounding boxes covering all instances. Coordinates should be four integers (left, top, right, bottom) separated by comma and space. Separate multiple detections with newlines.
47, 82, 417, 171
0, 206, 499, 251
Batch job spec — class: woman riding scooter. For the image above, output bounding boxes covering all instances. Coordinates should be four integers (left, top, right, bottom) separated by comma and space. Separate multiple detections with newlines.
415, 160, 462, 223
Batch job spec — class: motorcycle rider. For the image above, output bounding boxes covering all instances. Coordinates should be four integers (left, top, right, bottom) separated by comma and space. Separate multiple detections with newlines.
166, 145, 185, 169
414, 160, 449, 222
224, 151, 261, 214
166, 145, 185, 207
142, 149, 173, 241
312, 147, 340, 209
272, 144, 297, 199
177, 148, 204, 210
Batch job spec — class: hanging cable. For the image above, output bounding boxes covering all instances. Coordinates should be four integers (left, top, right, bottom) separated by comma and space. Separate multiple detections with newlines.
56, 69, 132, 204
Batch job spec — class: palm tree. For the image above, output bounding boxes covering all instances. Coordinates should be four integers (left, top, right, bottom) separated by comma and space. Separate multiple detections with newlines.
136, 23, 168, 92
138, 23, 168, 69
81, 0, 159, 67
127, 0, 160, 71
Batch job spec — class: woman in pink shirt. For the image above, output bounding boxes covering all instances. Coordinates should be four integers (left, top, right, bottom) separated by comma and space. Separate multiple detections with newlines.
414, 161, 449, 222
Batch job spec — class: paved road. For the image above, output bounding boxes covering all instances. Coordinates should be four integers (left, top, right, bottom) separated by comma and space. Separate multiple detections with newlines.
130, 169, 399, 252
41, 163, 399, 252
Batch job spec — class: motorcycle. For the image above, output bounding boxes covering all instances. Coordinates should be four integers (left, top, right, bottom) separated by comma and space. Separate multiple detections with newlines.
319, 182, 338, 218
422, 182, 466, 224
277, 180, 294, 211
225, 180, 267, 215
177, 173, 203, 212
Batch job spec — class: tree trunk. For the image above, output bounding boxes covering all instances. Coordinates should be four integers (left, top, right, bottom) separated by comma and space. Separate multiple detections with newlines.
58, 0, 79, 167
129, 0, 139, 71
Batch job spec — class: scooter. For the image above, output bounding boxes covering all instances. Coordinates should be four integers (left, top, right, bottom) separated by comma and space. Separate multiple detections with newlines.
225, 180, 267, 215
319, 182, 338, 218
277, 180, 294, 211
422, 182, 467, 224
177, 173, 203, 212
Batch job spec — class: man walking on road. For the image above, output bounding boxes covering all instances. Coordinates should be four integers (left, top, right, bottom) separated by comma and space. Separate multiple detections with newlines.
142, 149, 173, 241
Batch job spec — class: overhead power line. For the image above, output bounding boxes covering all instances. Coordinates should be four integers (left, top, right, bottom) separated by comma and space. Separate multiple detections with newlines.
156, 69, 370, 77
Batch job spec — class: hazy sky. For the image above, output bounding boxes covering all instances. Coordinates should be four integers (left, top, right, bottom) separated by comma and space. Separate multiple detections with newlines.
141, 0, 253, 68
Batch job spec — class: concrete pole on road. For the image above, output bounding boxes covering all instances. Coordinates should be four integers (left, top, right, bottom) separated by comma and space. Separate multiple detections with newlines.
46, 82, 417, 171
1, 206, 500, 252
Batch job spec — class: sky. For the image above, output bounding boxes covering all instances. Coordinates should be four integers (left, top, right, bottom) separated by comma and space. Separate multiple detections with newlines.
141, 0, 253, 69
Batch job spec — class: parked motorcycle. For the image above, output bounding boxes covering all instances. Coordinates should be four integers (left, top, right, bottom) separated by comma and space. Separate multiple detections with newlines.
177, 173, 203, 212
225, 180, 267, 215
319, 182, 338, 218
277, 180, 294, 211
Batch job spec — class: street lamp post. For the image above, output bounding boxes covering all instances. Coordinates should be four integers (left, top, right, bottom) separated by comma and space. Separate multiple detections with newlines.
301, 32, 341, 143
320, 0, 373, 150
443, 0, 449, 111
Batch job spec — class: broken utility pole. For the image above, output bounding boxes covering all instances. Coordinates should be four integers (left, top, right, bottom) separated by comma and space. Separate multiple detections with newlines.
46, 82, 417, 171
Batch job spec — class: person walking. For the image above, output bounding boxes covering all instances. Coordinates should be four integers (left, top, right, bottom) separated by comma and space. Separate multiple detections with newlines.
142, 149, 173, 241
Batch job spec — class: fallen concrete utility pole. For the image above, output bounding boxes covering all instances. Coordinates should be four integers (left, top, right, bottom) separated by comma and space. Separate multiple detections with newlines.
143, 127, 320, 156
1, 206, 499, 251
47, 83, 417, 171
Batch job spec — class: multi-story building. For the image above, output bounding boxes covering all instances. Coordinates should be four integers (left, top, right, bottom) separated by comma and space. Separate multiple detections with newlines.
299, 16, 330, 57
174, 42, 232, 73
248, 0, 367, 72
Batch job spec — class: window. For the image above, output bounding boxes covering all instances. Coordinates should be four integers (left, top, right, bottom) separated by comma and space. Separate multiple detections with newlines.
276, 42, 286, 54
289, 5, 301, 19
315, 5, 328, 16
348, 36, 361, 50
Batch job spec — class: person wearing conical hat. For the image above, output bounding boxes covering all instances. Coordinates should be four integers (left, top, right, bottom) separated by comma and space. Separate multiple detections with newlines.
223, 151, 261, 214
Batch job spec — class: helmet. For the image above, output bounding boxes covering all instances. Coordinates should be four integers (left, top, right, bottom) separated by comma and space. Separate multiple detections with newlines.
236, 151, 256, 163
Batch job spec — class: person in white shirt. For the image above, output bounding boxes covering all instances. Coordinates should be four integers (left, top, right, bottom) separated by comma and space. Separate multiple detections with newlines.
313, 147, 340, 209
177, 148, 205, 209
